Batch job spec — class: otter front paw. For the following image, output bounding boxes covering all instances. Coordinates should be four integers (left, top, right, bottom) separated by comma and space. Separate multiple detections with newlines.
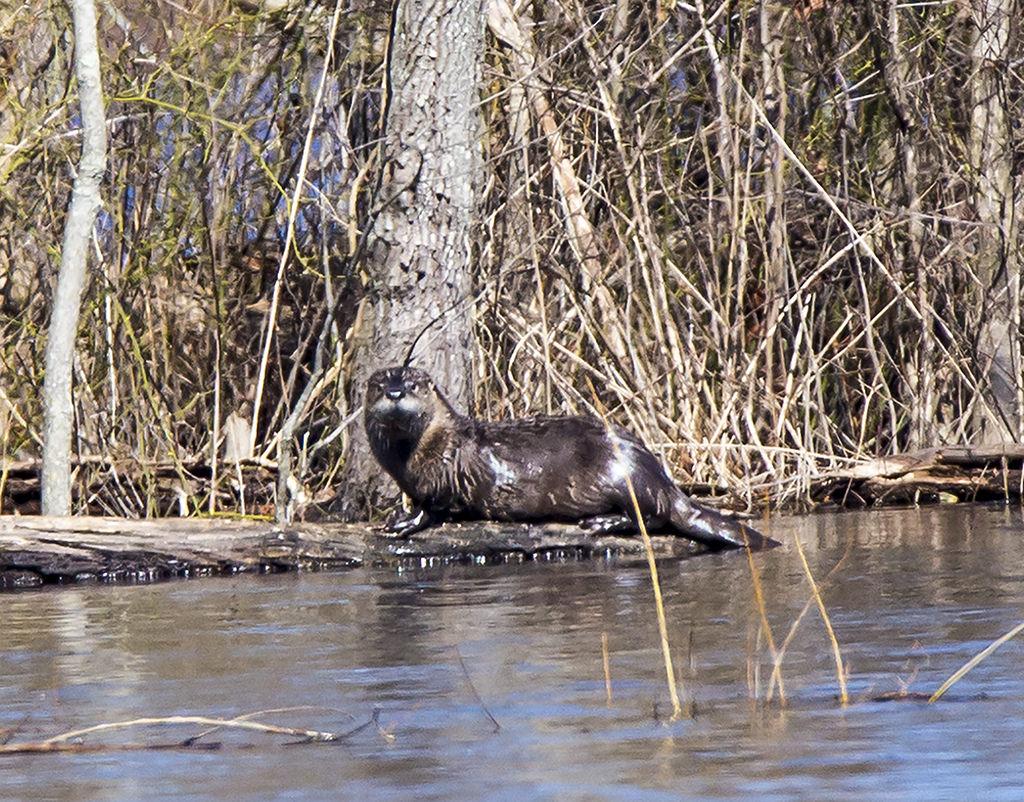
385, 508, 434, 538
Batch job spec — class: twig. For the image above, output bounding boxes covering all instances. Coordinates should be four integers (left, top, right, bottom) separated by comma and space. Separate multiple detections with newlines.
0, 711, 382, 756
249, 0, 347, 454
39, 716, 347, 745
0, 741, 224, 755
454, 645, 501, 733
183, 705, 357, 745
601, 631, 613, 705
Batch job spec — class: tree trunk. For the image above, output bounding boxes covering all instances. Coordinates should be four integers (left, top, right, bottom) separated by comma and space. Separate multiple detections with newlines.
969, 0, 1019, 444
336, 0, 484, 518
40, 0, 107, 516
879, 0, 934, 448
759, 1, 788, 446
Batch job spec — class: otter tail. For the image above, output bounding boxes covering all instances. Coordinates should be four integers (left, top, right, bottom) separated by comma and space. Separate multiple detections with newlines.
669, 495, 778, 551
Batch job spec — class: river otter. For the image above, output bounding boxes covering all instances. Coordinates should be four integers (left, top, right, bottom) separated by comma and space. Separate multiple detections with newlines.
364, 366, 776, 551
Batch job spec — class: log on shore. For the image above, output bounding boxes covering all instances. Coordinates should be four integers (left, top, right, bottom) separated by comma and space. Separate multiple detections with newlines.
0, 515, 704, 589
811, 445, 1024, 505
0, 457, 278, 517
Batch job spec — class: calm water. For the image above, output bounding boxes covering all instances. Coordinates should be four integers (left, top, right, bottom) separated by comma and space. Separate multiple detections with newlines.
2, 505, 1024, 801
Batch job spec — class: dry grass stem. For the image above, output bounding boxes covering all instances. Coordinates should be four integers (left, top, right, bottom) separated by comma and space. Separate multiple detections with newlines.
928, 620, 1024, 704
794, 536, 849, 707
589, 382, 684, 720
767, 541, 853, 704
745, 542, 785, 706
601, 630, 613, 705
626, 473, 685, 722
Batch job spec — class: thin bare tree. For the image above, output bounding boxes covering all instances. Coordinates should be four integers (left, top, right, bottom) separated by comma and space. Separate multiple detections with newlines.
970, 0, 1020, 443
40, 0, 108, 515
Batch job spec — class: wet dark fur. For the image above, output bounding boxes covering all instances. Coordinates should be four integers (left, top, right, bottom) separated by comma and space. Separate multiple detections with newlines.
364, 366, 777, 551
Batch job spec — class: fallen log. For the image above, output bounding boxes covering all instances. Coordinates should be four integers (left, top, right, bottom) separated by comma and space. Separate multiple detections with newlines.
0, 515, 704, 589
810, 445, 1024, 506
0, 456, 278, 517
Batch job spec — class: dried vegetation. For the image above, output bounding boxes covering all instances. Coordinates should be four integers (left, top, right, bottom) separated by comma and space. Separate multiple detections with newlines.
1, 0, 1022, 515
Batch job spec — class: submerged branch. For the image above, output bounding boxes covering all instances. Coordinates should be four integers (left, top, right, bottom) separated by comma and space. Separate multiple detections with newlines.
0, 711, 382, 756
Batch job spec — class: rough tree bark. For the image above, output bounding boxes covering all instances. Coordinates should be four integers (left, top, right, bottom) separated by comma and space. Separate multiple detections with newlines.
969, 0, 1020, 444
336, 0, 484, 518
40, 0, 107, 515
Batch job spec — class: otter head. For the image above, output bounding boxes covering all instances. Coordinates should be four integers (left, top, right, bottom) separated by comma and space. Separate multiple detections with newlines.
365, 366, 439, 445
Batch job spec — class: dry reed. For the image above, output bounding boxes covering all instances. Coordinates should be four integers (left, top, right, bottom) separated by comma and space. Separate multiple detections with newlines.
589, 382, 684, 721
3, 1, 1021, 516
794, 536, 849, 707
745, 539, 785, 706
929, 620, 1024, 704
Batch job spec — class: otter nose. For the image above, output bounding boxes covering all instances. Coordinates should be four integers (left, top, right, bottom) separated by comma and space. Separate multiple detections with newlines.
385, 388, 404, 401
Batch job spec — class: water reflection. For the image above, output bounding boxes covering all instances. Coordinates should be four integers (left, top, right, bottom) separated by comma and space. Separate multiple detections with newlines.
2, 504, 1023, 801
